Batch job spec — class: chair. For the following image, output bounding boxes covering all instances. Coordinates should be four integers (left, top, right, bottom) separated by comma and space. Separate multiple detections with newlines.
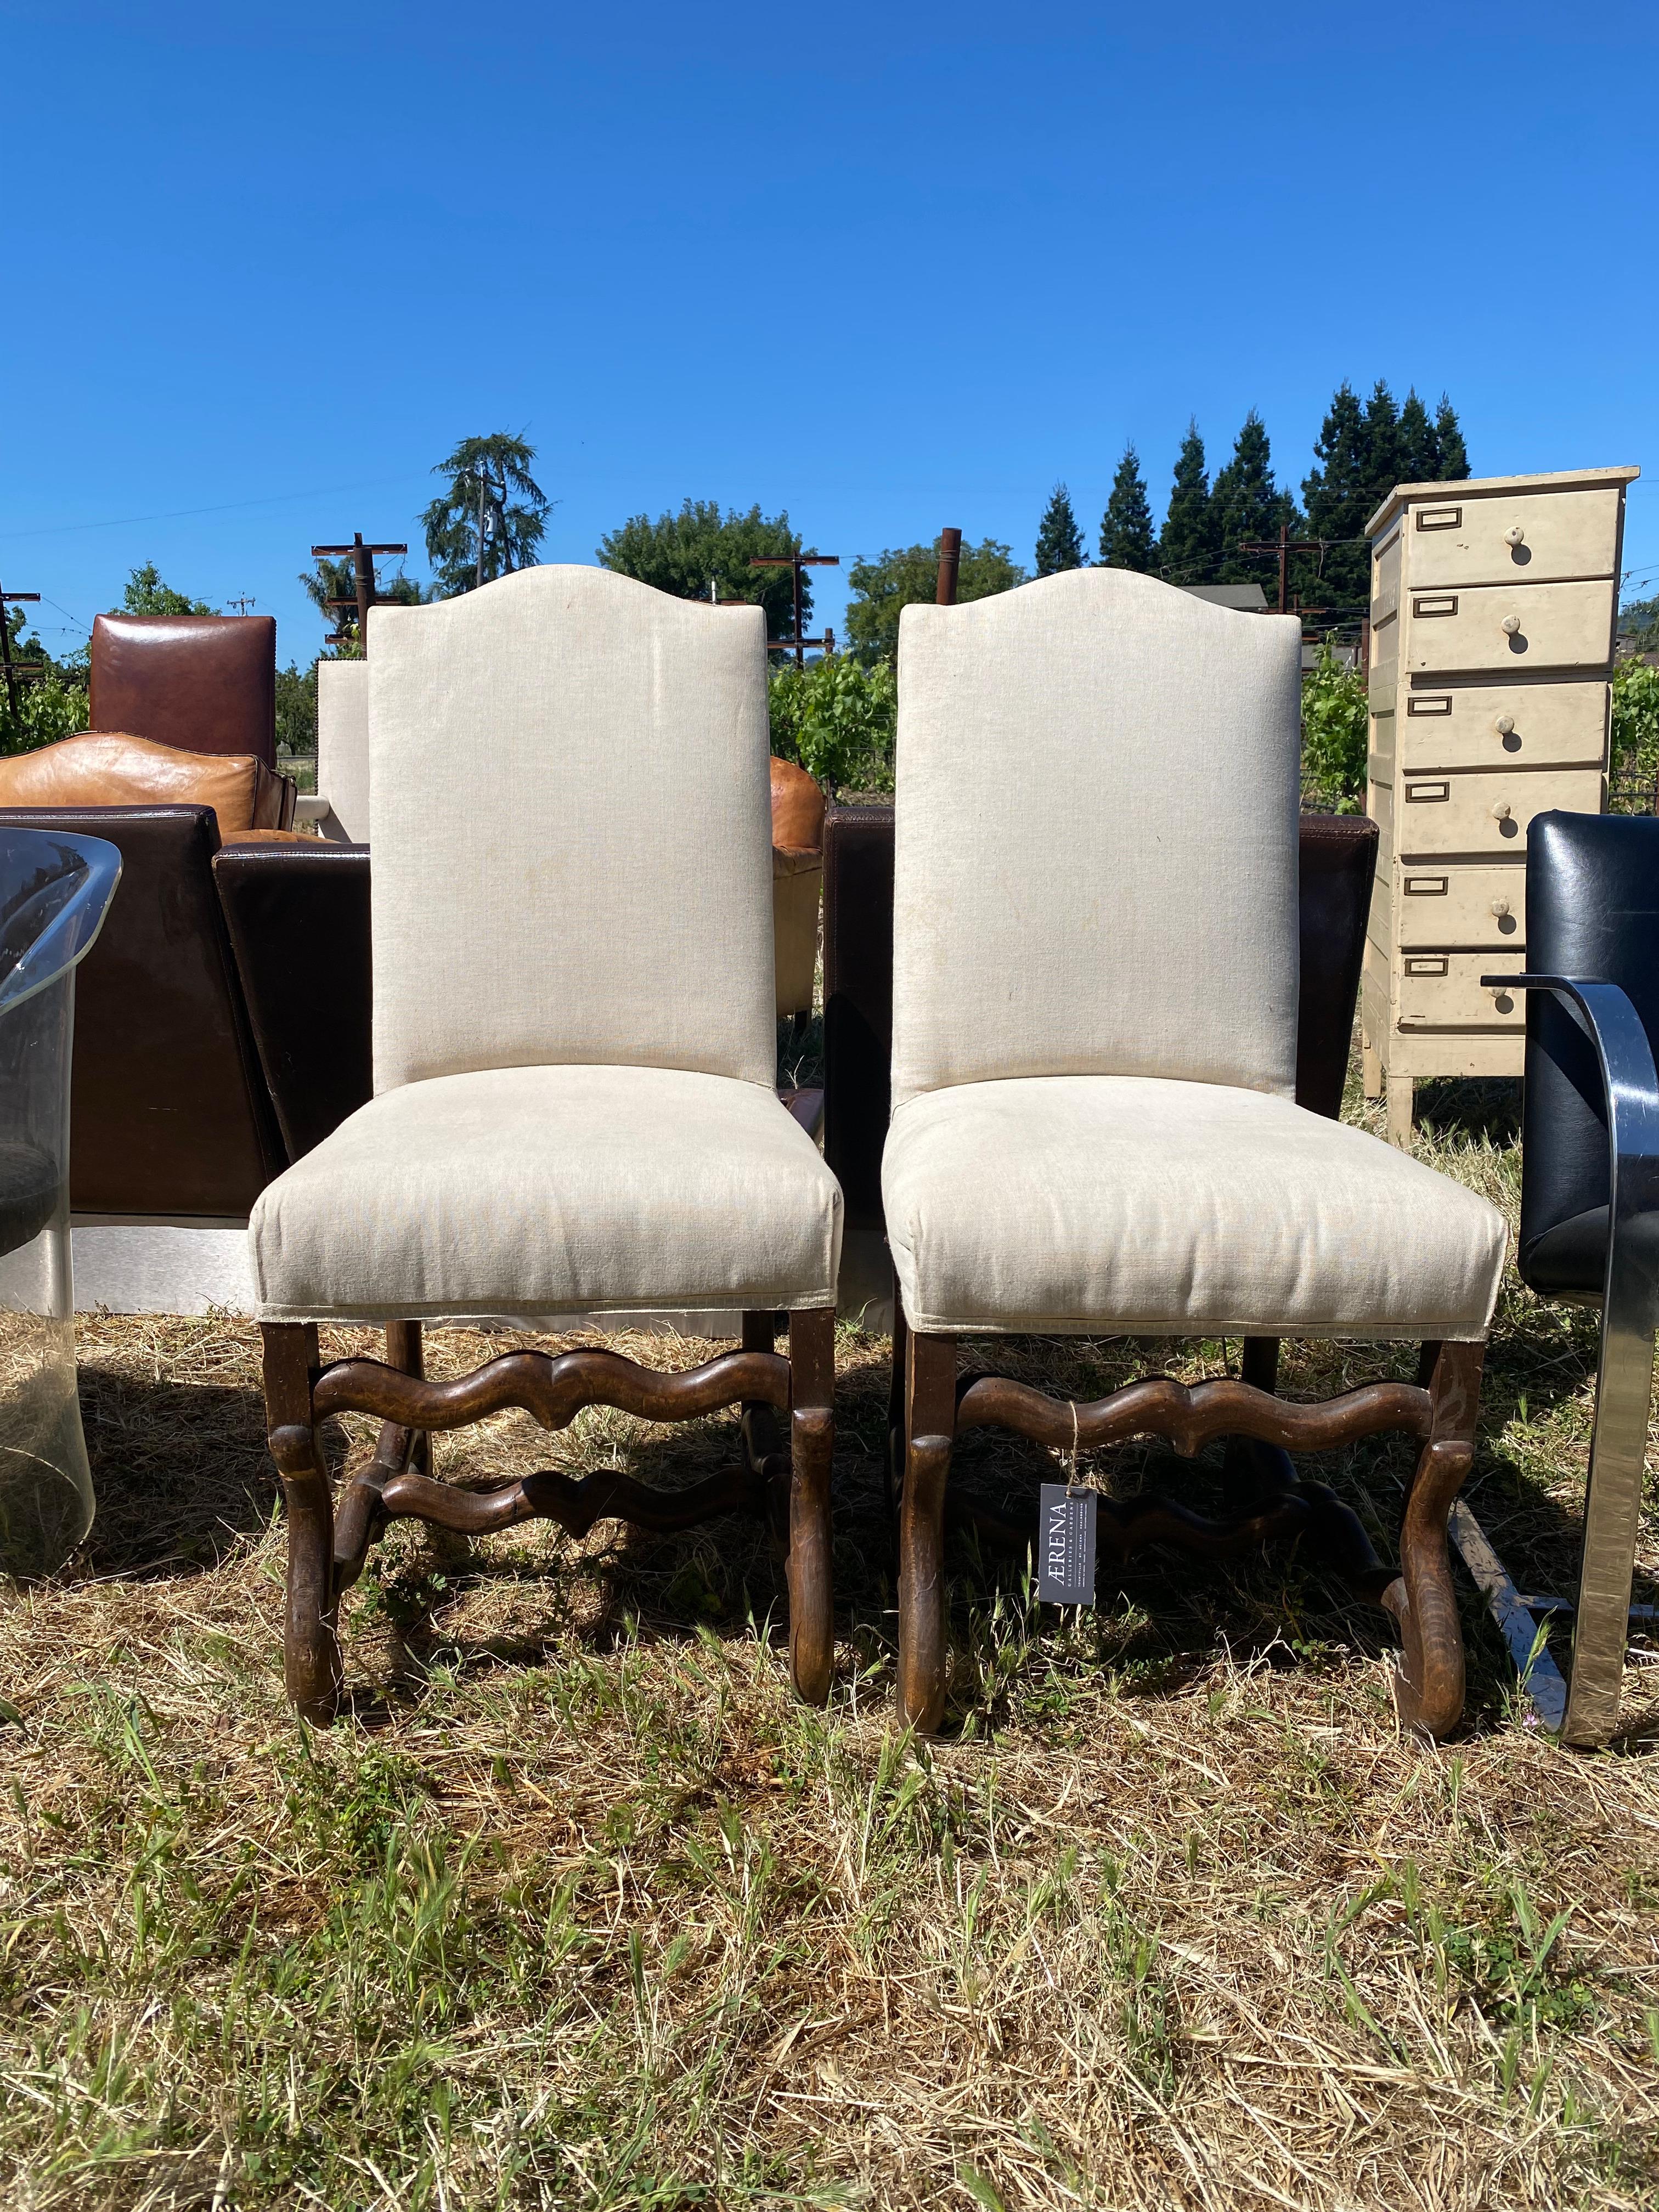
302, 660, 370, 842
1480, 811, 1659, 1746
884, 569, 1508, 1736
251, 566, 842, 1722
0, 730, 295, 832
89, 614, 278, 767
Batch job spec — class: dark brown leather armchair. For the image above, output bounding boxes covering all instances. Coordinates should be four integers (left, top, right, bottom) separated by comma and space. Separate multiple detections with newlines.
90, 614, 277, 768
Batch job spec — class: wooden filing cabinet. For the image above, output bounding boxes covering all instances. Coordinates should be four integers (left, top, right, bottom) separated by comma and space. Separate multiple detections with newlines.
1361, 466, 1638, 1145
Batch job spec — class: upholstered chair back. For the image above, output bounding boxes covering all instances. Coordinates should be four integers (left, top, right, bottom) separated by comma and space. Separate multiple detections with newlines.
317, 660, 371, 844
890, 568, 1303, 1109
368, 566, 775, 1094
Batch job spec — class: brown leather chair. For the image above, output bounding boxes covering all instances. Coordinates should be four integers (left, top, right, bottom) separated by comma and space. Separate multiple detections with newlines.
90, 614, 277, 768
0, 806, 284, 1219
771, 758, 825, 1023
822, 806, 1379, 1321
0, 731, 295, 832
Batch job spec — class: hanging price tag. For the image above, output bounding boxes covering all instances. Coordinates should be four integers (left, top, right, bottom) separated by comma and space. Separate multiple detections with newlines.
1037, 1482, 1097, 1607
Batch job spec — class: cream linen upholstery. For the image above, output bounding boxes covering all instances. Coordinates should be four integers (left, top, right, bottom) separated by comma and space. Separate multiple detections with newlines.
891, 569, 1302, 1109
883, 1076, 1506, 1340
316, 659, 370, 843
368, 567, 775, 1093
252, 1064, 842, 1323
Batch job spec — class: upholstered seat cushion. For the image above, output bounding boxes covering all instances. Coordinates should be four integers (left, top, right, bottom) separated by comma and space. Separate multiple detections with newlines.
251, 1064, 842, 1323
883, 1076, 1506, 1340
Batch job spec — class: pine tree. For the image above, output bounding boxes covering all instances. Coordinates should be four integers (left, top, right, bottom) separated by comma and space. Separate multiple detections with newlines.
1213, 412, 1297, 597
1034, 483, 1087, 575
1301, 382, 1373, 610
1434, 395, 1470, 479
1097, 445, 1157, 571
1158, 421, 1218, 584
1398, 388, 1440, 483
1362, 382, 1402, 509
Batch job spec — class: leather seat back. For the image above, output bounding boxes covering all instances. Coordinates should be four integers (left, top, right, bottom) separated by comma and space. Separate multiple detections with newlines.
1520, 811, 1659, 1297
0, 806, 284, 1216
90, 614, 278, 768
0, 731, 292, 831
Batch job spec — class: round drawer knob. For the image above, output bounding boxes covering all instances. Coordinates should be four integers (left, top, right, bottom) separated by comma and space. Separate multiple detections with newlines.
1492, 800, 1513, 821
1504, 524, 1526, 548
1502, 614, 1522, 635
1494, 714, 1516, 736
1491, 897, 1511, 918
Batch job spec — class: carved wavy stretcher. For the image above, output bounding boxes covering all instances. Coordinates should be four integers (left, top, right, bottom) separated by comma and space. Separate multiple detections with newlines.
374, 1461, 769, 1539
313, 1346, 791, 1431
954, 1373, 1432, 1458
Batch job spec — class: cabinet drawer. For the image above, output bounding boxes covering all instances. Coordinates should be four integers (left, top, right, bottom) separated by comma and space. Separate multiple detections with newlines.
1396, 767, 1603, 855
1403, 580, 1615, 673
1406, 488, 1621, 588
1397, 952, 1527, 1031
1398, 679, 1608, 770
1395, 861, 1525, 947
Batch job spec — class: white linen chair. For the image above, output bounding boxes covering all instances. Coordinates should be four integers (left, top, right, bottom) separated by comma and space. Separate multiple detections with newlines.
884, 569, 1506, 1738
253, 566, 843, 1721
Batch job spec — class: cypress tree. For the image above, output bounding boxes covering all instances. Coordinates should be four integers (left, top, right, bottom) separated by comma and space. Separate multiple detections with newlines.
1434, 395, 1470, 479
1362, 381, 1403, 510
1097, 445, 1158, 571
1398, 388, 1440, 483
1301, 382, 1370, 607
1034, 483, 1087, 575
1213, 412, 1297, 598
1158, 421, 1218, 584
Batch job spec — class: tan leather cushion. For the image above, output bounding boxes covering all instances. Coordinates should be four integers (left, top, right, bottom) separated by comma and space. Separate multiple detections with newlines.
218, 827, 316, 845
770, 757, 825, 855
0, 730, 290, 833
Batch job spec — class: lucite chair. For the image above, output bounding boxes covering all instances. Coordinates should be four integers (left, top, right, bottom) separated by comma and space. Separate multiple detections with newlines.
252, 567, 842, 1720
883, 569, 1508, 1737
0, 826, 121, 1577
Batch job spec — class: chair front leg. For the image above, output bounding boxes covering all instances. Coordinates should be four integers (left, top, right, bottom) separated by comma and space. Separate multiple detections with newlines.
1387, 1339, 1484, 1740
263, 1322, 343, 1724
787, 1305, 837, 1705
899, 1328, 957, 1733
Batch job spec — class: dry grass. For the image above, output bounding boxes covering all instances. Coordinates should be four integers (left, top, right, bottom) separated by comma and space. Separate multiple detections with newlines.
3, 1068, 1659, 2208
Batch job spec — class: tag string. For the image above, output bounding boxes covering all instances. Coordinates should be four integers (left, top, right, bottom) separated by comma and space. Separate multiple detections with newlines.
1069, 1398, 1080, 1491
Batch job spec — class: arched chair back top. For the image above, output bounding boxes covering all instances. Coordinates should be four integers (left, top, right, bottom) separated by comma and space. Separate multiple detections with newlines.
366, 566, 775, 1096
890, 567, 1304, 1110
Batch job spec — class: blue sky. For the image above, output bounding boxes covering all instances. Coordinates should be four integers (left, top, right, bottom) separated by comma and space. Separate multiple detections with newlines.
2, 2, 1654, 664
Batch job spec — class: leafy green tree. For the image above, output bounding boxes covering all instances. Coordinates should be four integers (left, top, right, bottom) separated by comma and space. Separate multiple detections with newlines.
422, 432, 549, 597
1300, 639, 1369, 810
1158, 421, 1219, 584
1034, 483, 1087, 576
118, 562, 215, 616
1097, 447, 1157, 572
1611, 657, 1659, 809
1434, 395, 1470, 480
1362, 382, 1402, 508
597, 499, 814, 644
1213, 413, 1299, 596
275, 659, 319, 760
769, 653, 897, 795
843, 537, 1028, 664
1620, 595, 1659, 654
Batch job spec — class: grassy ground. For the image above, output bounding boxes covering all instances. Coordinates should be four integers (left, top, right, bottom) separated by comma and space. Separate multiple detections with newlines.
3, 1068, 1659, 2209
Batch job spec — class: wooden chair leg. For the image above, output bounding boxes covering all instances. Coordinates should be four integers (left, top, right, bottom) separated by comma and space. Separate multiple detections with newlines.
263, 1322, 342, 1724
384, 1319, 431, 1476
898, 1330, 957, 1733
885, 1273, 909, 1517
786, 1306, 836, 1705
1386, 1339, 1483, 1740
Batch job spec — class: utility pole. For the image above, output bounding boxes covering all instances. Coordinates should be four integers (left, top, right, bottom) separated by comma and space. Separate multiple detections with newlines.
310, 532, 408, 657
936, 527, 962, 606
477, 476, 487, 592
1236, 522, 1324, 616
225, 595, 257, 617
748, 552, 840, 667
0, 583, 42, 719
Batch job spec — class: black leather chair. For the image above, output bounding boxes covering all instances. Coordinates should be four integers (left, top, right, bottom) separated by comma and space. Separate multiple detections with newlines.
1483, 811, 1659, 1746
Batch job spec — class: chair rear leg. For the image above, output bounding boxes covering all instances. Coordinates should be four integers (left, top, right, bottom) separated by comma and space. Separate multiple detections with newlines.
1387, 1339, 1483, 1740
787, 1306, 837, 1705
899, 1330, 957, 1733
263, 1322, 342, 1724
